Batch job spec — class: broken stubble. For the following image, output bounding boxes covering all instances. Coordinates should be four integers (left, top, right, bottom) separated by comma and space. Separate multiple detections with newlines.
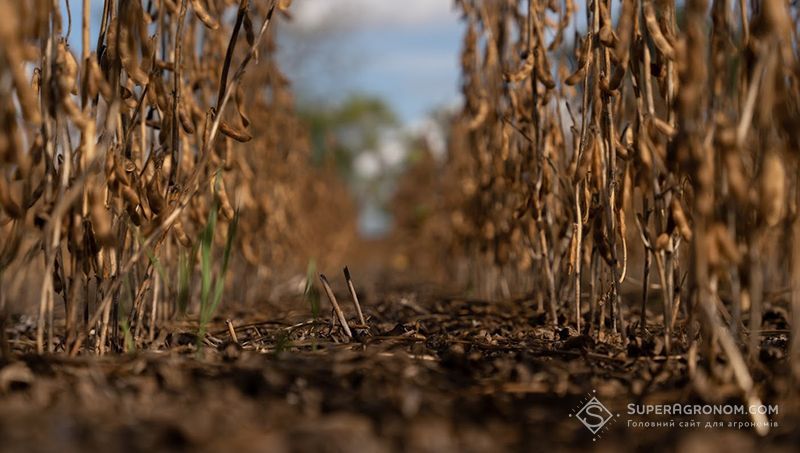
319, 273, 352, 339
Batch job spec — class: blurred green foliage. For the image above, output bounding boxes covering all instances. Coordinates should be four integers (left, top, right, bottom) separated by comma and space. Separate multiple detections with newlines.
299, 94, 398, 179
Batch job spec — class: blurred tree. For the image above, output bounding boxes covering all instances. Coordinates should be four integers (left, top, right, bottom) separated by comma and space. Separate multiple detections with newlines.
298, 94, 398, 178
297, 94, 401, 236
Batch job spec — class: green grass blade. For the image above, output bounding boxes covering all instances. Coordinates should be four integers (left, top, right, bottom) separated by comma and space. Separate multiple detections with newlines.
200, 199, 219, 321
304, 258, 320, 320
177, 245, 197, 316
211, 207, 239, 314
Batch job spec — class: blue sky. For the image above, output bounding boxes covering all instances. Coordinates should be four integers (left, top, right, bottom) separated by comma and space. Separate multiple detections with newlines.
277, 0, 465, 124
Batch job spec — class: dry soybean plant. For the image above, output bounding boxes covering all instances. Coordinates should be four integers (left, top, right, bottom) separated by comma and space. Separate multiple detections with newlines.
441, 0, 799, 433
0, 0, 354, 356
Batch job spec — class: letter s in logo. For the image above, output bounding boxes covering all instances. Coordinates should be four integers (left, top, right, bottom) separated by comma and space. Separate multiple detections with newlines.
582, 402, 608, 429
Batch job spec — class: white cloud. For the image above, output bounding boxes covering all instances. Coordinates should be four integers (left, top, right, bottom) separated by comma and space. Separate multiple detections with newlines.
407, 116, 452, 160
291, 0, 456, 30
378, 134, 406, 167
354, 151, 381, 179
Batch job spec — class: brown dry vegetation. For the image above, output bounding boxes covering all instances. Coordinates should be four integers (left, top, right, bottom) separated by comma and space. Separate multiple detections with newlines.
1, 0, 800, 451
0, 0, 355, 356
396, 0, 800, 438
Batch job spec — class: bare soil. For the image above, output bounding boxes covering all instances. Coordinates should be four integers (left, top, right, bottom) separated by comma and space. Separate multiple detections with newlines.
1, 276, 798, 452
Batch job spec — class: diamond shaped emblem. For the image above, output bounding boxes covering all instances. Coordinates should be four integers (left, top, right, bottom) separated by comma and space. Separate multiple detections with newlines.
575, 396, 614, 434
